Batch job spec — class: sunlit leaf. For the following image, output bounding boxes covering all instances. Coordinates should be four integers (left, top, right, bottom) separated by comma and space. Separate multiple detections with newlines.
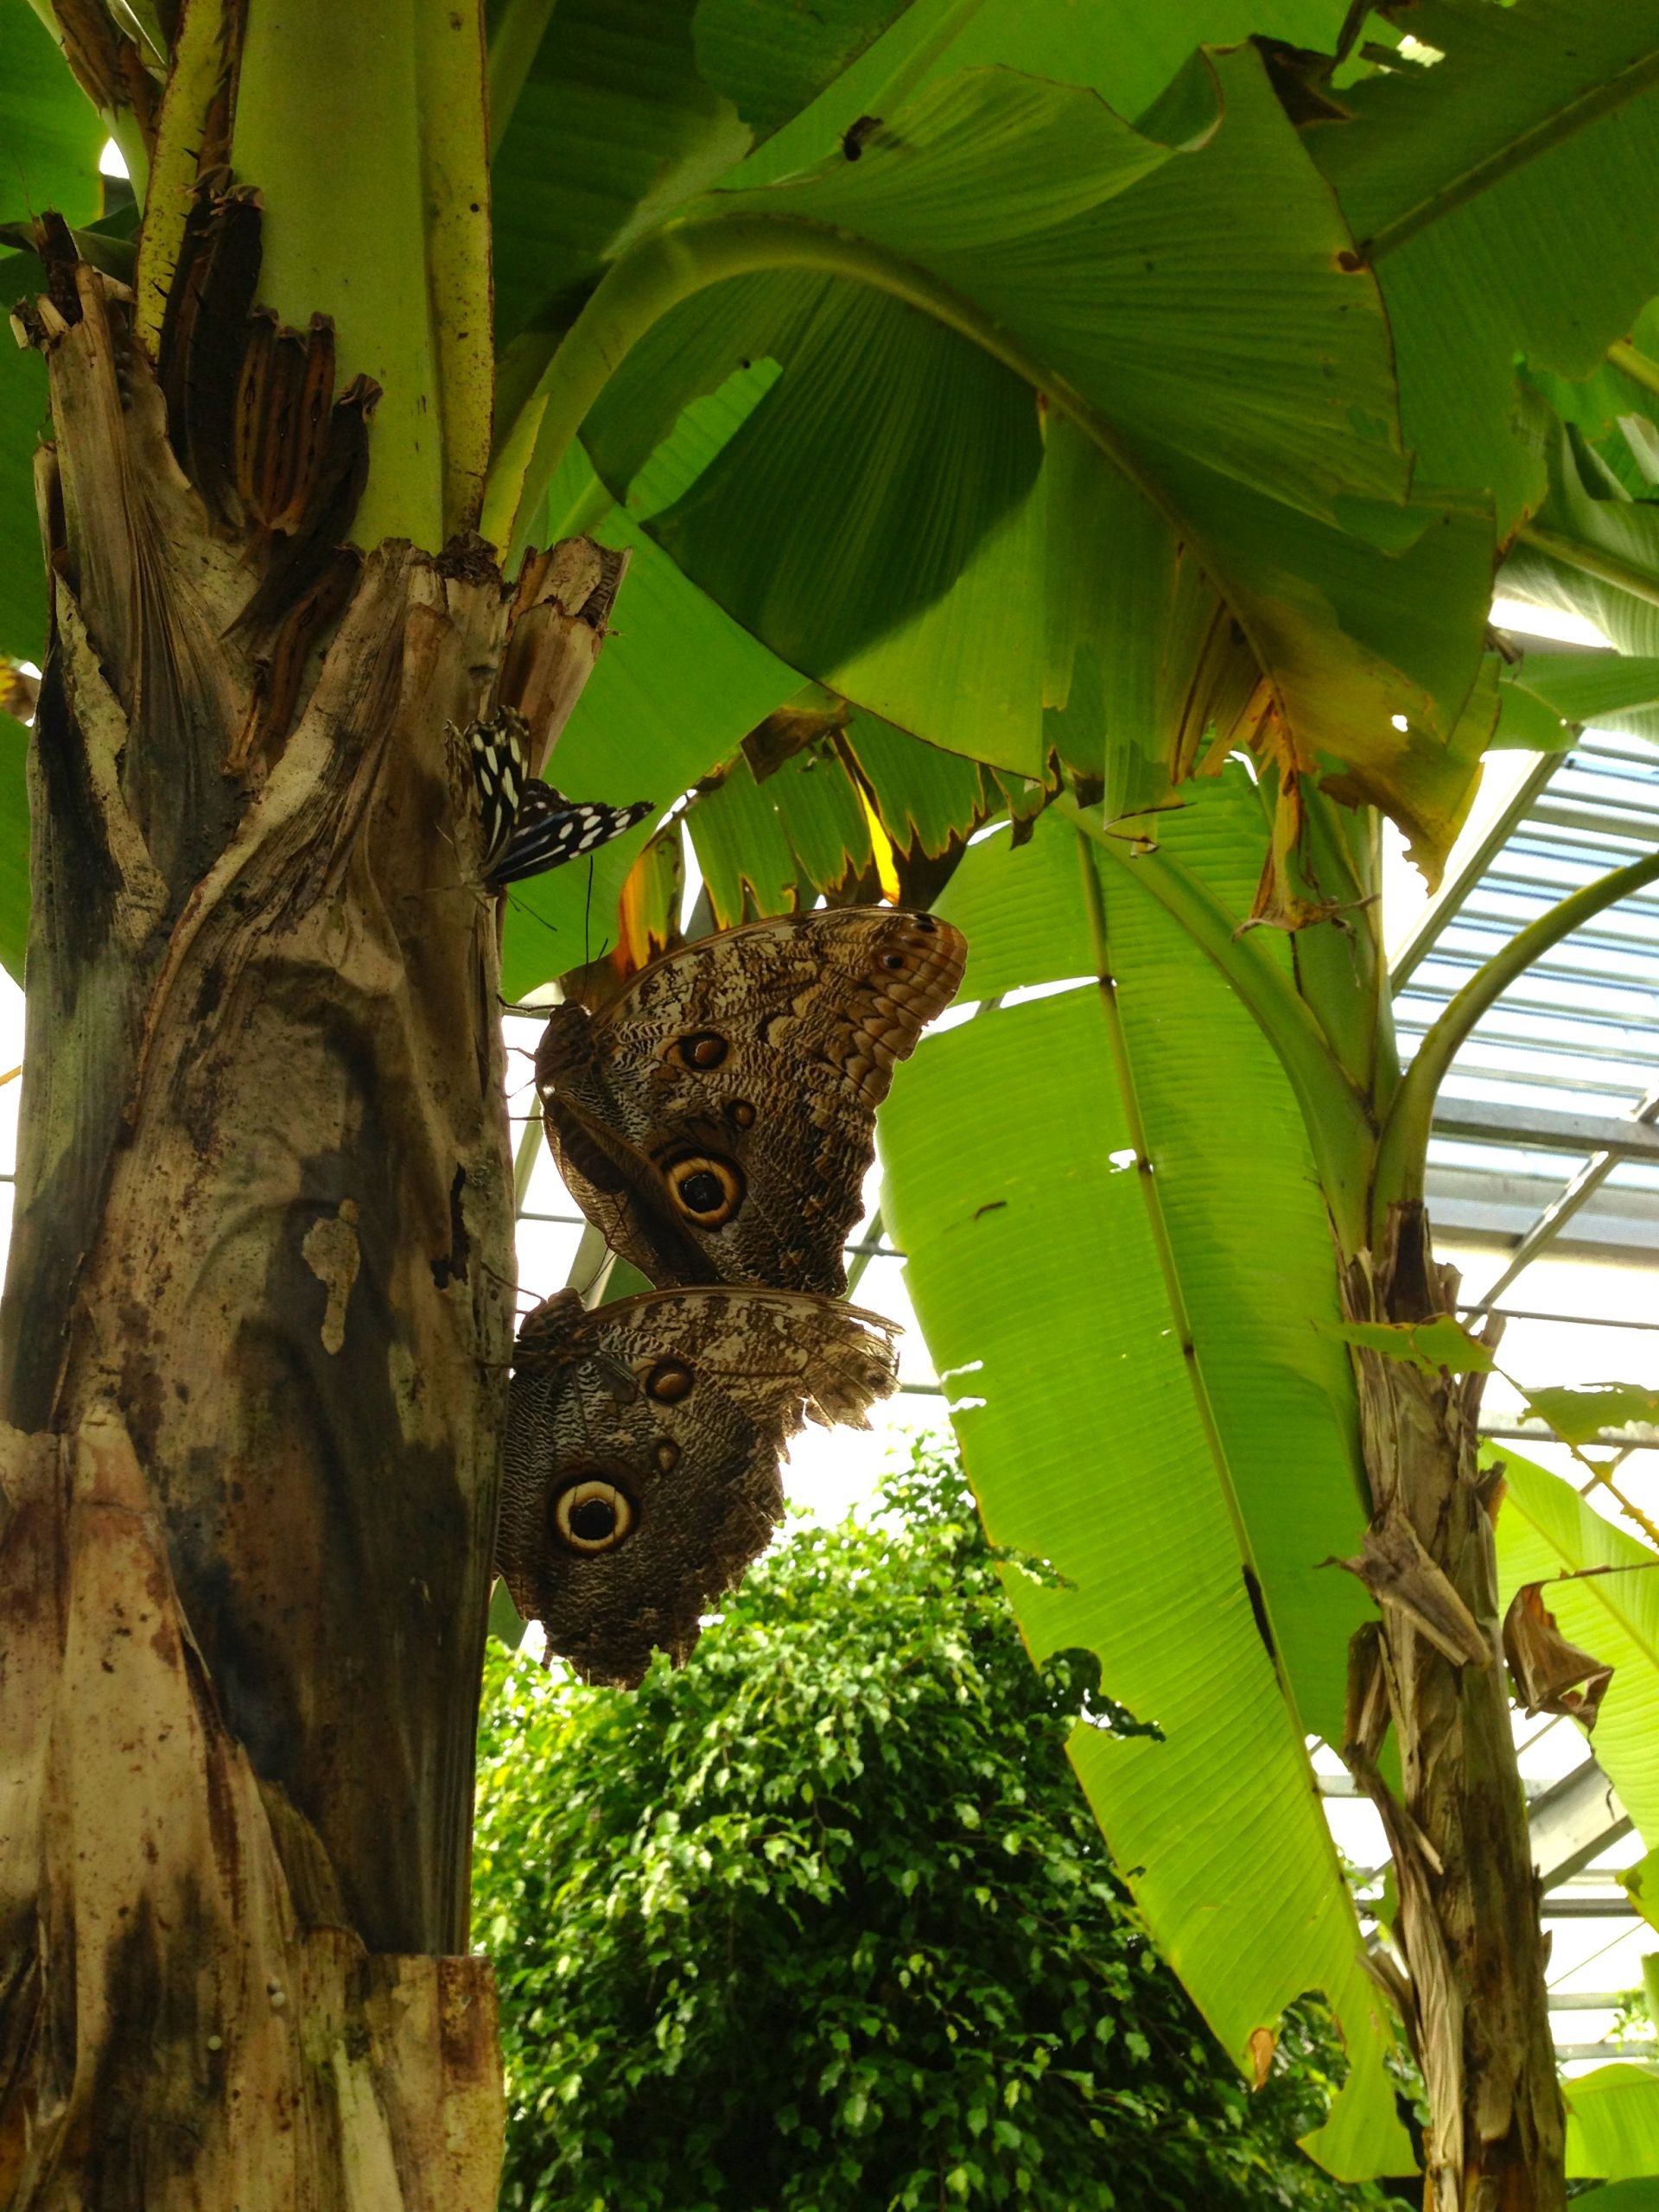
839, 705, 991, 859
1492, 649, 1659, 753
1503, 424, 1659, 658
1567, 2069, 1659, 2186
1569, 2181, 1659, 2211
878, 791, 1404, 2179
1524, 1383, 1659, 1446
1493, 1447, 1659, 1856
687, 751, 801, 923
1314, 1315, 1495, 1376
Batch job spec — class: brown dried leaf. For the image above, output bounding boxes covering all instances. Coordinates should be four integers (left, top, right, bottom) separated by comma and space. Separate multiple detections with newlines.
1503, 1582, 1614, 1730
1248, 2026, 1276, 2091
1344, 1620, 1393, 1765
1336, 1508, 1491, 1669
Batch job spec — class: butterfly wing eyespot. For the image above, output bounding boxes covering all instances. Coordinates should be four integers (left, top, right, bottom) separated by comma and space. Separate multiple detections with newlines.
663, 1154, 745, 1227
552, 1478, 636, 1553
674, 1030, 728, 1070
643, 1358, 694, 1403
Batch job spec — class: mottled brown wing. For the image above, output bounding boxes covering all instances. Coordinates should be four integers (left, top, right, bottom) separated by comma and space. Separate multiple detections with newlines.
536, 908, 966, 1294
496, 1287, 900, 1687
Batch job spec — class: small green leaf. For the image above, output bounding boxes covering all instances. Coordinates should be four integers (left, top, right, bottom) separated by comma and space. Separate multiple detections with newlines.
1314, 1315, 1495, 1376
1524, 1382, 1659, 1447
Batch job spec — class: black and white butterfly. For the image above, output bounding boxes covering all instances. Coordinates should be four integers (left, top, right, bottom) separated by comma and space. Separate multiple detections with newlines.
465, 706, 652, 887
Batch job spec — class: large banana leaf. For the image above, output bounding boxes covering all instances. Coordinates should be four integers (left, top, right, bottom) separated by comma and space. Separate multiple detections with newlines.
0, 4, 105, 232
0, 248, 54, 664
498, 479, 802, 998
1503, 423, 1659, 658
1492, 651, 1659, 752
567, 47, 1505, 866
1310, 0, 1659, 541
1493, 1448, 1659, 2181
489, 0, 1357, 339
1567, 2072, 1659, 2189
877, 789, 1408, 2178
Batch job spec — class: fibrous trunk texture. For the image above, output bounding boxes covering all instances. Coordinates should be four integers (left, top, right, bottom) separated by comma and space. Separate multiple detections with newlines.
1344, 1204, 1565, 2212
0, 227, 617, 2204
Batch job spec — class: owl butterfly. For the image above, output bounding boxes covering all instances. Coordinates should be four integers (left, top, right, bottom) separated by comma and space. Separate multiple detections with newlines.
497, 1286, 900, 1685
464, 706, 653, 886
535, 908, 968, 1295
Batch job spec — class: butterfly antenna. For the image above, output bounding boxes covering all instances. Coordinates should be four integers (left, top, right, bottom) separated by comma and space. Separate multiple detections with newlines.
582, 853, 595, 968
503, 891, 563, 942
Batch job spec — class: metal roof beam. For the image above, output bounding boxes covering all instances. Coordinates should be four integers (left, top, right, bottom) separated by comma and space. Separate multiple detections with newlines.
1433, 1099, 1659, 1160
1529, 1760, 1632, 1891
1467, 1086, 1659, 1311
1392, 753, 1565, 991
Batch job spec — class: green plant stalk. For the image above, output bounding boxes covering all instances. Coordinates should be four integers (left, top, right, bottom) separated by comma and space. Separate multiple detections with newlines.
1516, 521, 1659, 614
1374, 843, 1659, 1233
234, 0, 491, 549
1608, 339, 1659, 403
1363, 44, 1659, 263
1057, 797, 1375, 1258
1274, 774, 1399, 1111
135, 0, 232, 353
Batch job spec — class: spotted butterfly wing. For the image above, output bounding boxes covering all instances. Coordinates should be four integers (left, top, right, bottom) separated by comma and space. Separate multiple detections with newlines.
497, 1287, 899, 1685
488, 784, 655, 887
536, 909, 968, 1294
464, 707, 652, 887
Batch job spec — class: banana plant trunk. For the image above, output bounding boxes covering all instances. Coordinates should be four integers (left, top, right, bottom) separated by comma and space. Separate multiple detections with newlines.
0, 224, 608, 2203
1344, 1203, 1566, 2212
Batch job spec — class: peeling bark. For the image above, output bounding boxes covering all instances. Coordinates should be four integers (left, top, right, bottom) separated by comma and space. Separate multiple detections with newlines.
0, 228, 620, 2202
1343, 1204, 1566, 2212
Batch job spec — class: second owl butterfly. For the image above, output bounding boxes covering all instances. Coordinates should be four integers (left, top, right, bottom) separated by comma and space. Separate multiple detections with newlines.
465, 706, 653, 887
535, 907, 968, 1296
497, 1286, 900, 1687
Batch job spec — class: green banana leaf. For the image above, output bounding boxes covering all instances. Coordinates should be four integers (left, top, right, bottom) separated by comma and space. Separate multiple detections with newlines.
0, 250, 54, 665
1573, 2182, 1659, 2210
499, 373, 804, 997
1503, 423, 1659, 661
1493, 1448, 1659, 1872
489, 0, 1357, 339
0, 5, 105, 232
877, 788, 1408, 2179
567, 46, 1506, 865
1310, 0, 1659, 539
1492, 652, 1659, 753
1491, 1447, 1659, 2178
1569, 2071, 1659, 2187
1525, 298, 1659, 502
